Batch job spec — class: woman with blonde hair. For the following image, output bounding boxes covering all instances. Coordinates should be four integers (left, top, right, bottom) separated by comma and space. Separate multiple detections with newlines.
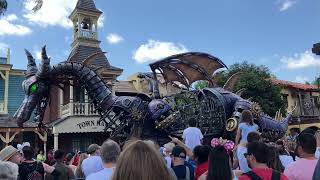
112, 140, 177, 180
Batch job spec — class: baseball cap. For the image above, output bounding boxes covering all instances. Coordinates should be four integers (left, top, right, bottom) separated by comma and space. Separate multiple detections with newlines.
0, 146, 19, 161
171, 145, 186, 159
87, 144, 100, 154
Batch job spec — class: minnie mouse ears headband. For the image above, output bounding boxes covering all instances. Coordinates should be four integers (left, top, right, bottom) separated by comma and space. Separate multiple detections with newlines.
211, 138, 235, 152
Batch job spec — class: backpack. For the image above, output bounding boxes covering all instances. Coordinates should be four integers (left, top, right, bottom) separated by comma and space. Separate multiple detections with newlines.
180, 166, 190, 180
26, 162, 44, 180
244, 170, 280, 180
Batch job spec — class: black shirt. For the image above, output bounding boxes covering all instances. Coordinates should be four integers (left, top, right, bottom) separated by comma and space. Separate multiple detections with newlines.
19, 161, 45, 180
172, 164, 194, 180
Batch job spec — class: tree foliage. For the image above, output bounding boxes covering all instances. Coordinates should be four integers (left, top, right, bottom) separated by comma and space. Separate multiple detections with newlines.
216, 61, 285, 117
193, 80, 209, 90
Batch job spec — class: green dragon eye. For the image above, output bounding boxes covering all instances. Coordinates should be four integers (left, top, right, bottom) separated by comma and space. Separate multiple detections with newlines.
30, 83, 38, 93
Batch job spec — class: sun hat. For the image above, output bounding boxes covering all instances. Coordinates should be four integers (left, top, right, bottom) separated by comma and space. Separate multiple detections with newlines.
0, 146, 19, 161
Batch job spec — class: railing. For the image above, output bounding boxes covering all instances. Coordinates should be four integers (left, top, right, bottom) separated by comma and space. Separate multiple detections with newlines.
0, 102, 5, 114
78, 29, 97, 39
61, 102, 99, 117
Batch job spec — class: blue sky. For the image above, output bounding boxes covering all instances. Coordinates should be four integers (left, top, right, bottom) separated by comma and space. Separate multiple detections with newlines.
0, 0, 320, 83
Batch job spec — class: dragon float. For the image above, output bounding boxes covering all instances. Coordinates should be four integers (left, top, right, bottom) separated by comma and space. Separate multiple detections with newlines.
14, 46, 292, 143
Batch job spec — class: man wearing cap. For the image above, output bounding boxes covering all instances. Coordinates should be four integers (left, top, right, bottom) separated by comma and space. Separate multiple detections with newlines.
0, 145, 23, 164
171, 145, 194, 180
81, 143, 104, 177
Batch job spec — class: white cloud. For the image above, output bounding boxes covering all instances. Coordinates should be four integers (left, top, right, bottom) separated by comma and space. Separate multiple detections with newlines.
23, 0, 77, 28
106, 33, 124, 44
277, 0, 297, 12
3, 14, 18, 21
0, 14, 32, 36
35, 50, 41, 60
295, 76, 309, 83
23, 0, 105, 29
280, 51, 320, 69
133, 39, 188, 63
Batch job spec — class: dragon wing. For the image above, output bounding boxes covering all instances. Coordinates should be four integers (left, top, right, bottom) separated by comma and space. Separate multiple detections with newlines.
149, 52, 227, 87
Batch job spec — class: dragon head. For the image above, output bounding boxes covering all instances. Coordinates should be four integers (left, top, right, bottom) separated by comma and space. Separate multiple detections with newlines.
14, 46, 51, 127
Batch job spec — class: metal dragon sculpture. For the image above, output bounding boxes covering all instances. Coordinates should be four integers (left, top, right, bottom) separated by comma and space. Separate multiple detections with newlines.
14, 46, 293, 142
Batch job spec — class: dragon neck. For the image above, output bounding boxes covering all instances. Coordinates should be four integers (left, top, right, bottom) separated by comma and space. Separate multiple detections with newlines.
50, 62, 115, 111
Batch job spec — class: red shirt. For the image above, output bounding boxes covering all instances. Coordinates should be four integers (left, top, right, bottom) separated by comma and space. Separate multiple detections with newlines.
195, 161, 209, 180
239, 167, 288, 180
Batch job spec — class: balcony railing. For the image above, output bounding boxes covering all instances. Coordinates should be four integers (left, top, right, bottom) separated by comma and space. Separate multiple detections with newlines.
61, 102, 99, 117
0, 102, 5, 114
77, 29, 97, 39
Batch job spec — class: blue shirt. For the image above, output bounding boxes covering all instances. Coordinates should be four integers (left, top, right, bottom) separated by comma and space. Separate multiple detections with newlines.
239, 122, 259, 143
86, 167, 114, 180
82, 155, 104, 177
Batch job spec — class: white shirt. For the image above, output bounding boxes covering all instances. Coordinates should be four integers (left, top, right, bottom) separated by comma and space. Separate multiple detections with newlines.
182, 127, 203, 150
82, 155, 104, 177
279, 155, 294, 169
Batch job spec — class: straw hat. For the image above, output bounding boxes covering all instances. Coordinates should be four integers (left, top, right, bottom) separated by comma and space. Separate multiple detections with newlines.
0, 146, 19, 161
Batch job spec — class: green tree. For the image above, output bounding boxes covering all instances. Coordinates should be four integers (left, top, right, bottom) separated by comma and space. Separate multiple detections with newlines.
216, 61, 285, 117
312, 77, 320, 86
193, 80, 209, 89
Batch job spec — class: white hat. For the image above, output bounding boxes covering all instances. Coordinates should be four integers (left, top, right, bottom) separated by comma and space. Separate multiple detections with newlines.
0, 146, 19, 161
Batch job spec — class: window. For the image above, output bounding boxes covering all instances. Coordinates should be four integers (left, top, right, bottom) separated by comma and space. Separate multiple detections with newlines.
72, 136, 94, 153
281, 94, 288, 109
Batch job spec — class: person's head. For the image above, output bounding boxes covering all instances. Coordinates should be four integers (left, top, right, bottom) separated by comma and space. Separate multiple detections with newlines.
100, 139, 121, 164
163, 142, 175, 155
22, 146, 35, 160
245, 142, 269, 168
171, 145, 187, 166
54, 149, 65, 161
0, 161, 19, 180
295, 133, 316, 158
247, 131, 261, 143
112, 140, 176, 180
188, 118, 197, 127
289, 128, 299, 136
39, 150, 43, 154
193, 145, 211, 165
87, 144, 101, 156
207, 145, 232, 180
287, 141, 296, 152
267, 146, 285, 172
0, 146, 23, 164
241, 110, 254, 125
300, 127, 317, 137
275, 140, 287, 155
65, 153, 74, 165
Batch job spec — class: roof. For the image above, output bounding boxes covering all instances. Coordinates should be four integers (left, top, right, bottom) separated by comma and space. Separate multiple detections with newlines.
67, 45, 121, 71
0, 115, 38, 128
113, 81, 137, 92
75, 0, 102, 13
271, 79, 319, 90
